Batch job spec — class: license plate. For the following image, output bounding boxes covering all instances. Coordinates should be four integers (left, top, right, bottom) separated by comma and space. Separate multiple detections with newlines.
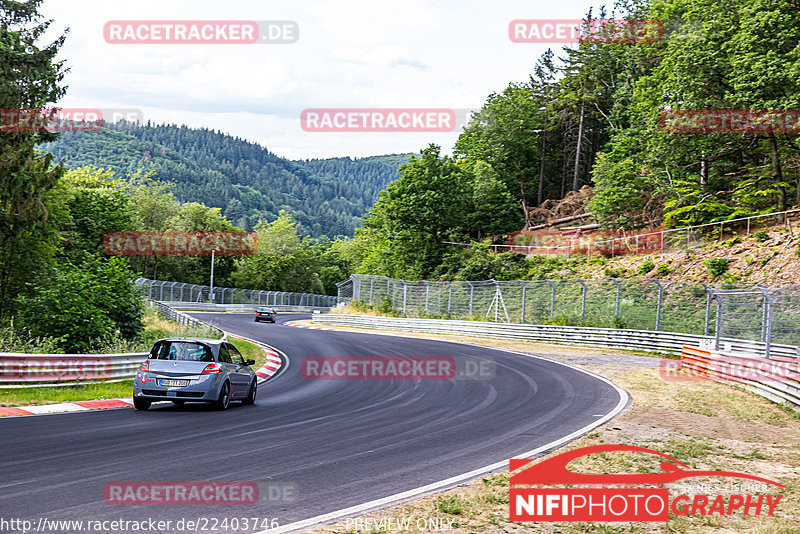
160, 379, 189, 387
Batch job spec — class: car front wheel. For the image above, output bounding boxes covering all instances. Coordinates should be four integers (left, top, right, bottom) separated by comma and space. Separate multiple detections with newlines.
243, 380, 257, 405
133, 397, 151, 411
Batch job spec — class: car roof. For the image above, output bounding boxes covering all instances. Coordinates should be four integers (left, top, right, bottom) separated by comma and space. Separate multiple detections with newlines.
156, 337, 225, 346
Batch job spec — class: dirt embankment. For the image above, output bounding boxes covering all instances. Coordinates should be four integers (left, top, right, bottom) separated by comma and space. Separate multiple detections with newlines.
547, 222, 800, 286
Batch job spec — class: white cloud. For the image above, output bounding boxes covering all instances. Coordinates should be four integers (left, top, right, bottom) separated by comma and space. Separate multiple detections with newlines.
42, 0, 606, 159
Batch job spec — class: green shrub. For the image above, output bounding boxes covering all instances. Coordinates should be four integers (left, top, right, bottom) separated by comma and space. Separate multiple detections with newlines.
703, 258, 731, 277
436, 495, 467, 515
638, 259, 655, 275
656, 264, 670, 276
14, 254, 144, 353
753, 230, 770, 242
377, 296, 394, 314
604, 267, 627, 278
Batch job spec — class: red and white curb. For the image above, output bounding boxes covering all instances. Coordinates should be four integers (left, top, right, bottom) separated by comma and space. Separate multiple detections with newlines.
255, 345, 283, 383
0, 398, 134, 418
284, 321, 332, 330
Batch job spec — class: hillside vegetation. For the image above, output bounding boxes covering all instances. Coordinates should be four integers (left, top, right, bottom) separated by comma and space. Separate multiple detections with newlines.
44, 122, 411, 237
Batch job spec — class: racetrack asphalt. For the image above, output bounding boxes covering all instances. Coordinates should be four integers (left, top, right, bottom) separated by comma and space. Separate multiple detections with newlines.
0, 312, 626, 533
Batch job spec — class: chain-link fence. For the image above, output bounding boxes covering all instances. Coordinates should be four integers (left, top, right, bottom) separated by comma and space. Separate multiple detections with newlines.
136, 278, 344, 307
338, 274, 800, 358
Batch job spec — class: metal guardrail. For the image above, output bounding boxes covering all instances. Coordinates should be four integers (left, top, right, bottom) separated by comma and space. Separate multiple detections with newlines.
0, 352, 147, 388
681, 346, 800, 411
312, 314, 800, 358
150, 300, 225, 336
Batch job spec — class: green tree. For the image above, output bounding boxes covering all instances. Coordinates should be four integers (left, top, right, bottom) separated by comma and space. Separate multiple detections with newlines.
469, 161, 523, 238
362, 145, 470, 278
0, 0, 68, 320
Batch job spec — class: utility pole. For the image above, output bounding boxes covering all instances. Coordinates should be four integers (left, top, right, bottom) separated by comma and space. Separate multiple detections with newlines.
209, 249, 215, 302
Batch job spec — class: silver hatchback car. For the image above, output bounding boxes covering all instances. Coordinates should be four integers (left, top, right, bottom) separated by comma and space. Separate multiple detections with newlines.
133, 338, 257, 411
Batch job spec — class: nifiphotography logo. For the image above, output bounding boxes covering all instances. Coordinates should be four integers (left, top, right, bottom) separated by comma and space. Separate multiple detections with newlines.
509, 444, 784, 523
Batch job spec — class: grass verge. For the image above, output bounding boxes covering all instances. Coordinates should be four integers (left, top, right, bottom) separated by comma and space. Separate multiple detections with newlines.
0, 380, 134, 407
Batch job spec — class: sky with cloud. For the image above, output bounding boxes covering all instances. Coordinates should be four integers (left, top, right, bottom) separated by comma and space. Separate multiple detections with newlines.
41, 0, 610, 160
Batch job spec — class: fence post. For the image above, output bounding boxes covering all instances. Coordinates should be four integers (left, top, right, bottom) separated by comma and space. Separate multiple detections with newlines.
609, 278, 621, 318
467, 281, 474, 317
755, 285, 774, 359
402, 280, 407, 313
424, 281, 429, 313
369, 276, 374, 304
447, 282, 452, 314
546, 279, 556, 318
653, 279, 663, 331
699, 283, 712, 336
578, 279, 587, 323
520, 281, 526, 323
714, 292, 723, 350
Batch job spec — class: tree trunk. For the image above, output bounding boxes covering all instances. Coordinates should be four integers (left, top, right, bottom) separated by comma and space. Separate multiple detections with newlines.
538, 132, 546, 205
700, 151, 708, 186
572, 100, 585, 191
768, 132, 786, 211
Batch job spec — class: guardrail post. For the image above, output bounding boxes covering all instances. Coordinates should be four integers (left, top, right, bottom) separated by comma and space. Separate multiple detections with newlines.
546, 279, 556, 318
756, 285, 774, 359
609, 277, 621, 317
653, 279, 663, 331
578, 279, 587, 323
520, 281, 526, 323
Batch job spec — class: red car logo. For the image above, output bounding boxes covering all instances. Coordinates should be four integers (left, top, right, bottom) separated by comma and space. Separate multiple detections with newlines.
510, 444, 785, 487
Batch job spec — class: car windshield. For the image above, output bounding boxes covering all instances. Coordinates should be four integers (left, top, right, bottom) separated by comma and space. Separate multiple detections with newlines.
149, 341, 214, 362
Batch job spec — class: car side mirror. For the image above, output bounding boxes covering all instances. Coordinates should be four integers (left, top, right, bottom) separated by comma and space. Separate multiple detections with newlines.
246, 359, 256, 366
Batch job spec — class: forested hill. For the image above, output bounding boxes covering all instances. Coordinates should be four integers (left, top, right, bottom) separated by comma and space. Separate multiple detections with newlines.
42, 121, 412, 237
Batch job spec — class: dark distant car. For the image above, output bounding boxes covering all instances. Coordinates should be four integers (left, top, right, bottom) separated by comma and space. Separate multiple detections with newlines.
255, 307, 276, 323
133, 338, 257, 411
